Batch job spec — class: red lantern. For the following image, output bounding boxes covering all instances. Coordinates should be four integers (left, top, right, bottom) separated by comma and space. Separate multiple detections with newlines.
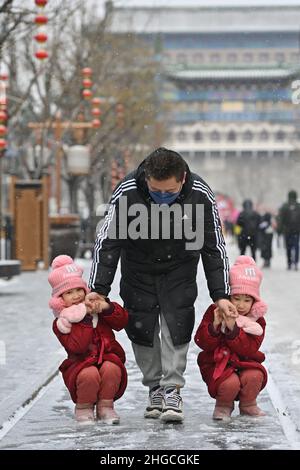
91, 108, 101, 117
92, 119, 101, 128
34, 32, 48, 43
35, 50, 49, 60
92, 97, 101, 106
82, 78, 93, 88
82, 89, 92, 99
116, 103, 125, 127
82, 67, 93, 77
34, 15, 48, 25
0, 96, 7, 106
35, 0, 48, 6
0, 138, 7, 149
0, 125, 7, 136
0, 73, 8, 81
0, 111, 7, 122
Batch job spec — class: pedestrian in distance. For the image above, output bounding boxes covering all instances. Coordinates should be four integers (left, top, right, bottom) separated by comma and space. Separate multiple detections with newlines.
236, 199, 261, 261
277, 190, 300, 271
86, 147, 237, 424
259, 212, 274, 268
48, 255, 128, 425
195, 255, 267, 422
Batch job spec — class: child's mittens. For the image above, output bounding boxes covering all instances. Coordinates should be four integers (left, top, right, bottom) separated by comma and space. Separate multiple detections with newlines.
60, 303, 87, 323
57, 317, 72, 334
236, 315, 263, 336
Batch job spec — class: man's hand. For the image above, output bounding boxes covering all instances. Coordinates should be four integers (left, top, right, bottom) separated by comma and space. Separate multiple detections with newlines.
85, 292, 109, 314
215, 298, 238, 318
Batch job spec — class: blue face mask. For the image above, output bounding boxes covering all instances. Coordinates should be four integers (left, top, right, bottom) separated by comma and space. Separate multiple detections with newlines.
149, 189, 181, 205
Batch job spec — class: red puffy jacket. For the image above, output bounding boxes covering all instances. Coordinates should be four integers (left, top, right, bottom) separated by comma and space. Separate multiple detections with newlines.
194, 304, 267, 398
53, 302, 128, 403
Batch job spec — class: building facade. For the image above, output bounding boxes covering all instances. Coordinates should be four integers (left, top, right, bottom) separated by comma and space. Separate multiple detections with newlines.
108, 2, 300, 208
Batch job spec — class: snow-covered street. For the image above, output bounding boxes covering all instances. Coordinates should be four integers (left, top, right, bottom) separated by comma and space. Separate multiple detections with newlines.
0, 241, 300, 450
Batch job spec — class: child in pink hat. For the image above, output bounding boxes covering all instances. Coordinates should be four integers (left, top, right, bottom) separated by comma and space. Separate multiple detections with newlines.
194, 255, 267, 422
48, 255, 128, 425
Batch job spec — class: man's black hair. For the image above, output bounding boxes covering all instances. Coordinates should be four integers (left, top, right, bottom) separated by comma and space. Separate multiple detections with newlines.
144, 147, 186, 182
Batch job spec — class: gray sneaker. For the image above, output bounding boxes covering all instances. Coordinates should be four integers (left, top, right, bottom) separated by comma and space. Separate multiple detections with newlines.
144, 385, 164, 419
160, 386, 184, 423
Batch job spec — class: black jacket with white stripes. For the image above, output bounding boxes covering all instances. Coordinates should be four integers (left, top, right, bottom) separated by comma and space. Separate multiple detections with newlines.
89, 159, 230, 346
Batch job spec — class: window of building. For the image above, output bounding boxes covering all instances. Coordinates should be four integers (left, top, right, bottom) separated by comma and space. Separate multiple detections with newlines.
227, 130, 237, 141
275, 130, 285, 141
290, 52, 299, 63
243, 130, 253, 141
177, 53, 187, 65
257, 151, 268, 158
260, 130, 269, 141
274, 151, 284, 158
259, 52, 269, 62
210, 53, 220, 64
210, 130, 221, 141
194, 130, 203, 141
180, 151, 190, 158
193, 53, 203, 64
243, 52, 253, 63
225, 151, 236, 158
210, 151, 221, 158
195, 151, 206, 159
227, 53, 237, 64
177, 131, 187, 141
241, 151, 253, 158
274, 52, 285, 63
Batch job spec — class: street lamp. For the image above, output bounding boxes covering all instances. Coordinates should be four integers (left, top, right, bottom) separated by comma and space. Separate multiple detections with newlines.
66, 144, 90, 175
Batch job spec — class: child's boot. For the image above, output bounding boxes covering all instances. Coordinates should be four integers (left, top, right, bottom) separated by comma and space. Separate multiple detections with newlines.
213, 401, 234, 422
75, 403, 95, 424
239, 401, 266, 416
97, 399, 120, 425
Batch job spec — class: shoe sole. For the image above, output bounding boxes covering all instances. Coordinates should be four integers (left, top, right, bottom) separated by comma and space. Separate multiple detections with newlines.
144, 409, 162, 419
100, 418, 120, 425
213, 416, 231, 422
160, 410, 184, 423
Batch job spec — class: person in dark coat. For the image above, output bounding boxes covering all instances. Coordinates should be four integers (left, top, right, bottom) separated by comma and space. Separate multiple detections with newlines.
237, 199, 261, 260
86, 147, 237, 423
48, 255, 128, 425
259, 212, 274, 268
278, 190, 300, 270
195, 256, 267, 421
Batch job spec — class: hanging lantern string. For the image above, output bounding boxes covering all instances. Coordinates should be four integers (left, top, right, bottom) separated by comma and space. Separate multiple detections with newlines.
34, 0, 49, 60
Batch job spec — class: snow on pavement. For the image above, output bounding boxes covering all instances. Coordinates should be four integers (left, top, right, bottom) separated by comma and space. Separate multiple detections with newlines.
0, 242, 300, 449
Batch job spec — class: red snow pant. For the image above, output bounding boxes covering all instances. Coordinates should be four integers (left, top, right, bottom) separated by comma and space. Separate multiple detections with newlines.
76, 361, 121, 405
215, 369, 264, 407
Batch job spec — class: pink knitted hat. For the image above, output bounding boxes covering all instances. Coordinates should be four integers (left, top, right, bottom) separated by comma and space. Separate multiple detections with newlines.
48, 255, 88, 300
229, 255, 262, 302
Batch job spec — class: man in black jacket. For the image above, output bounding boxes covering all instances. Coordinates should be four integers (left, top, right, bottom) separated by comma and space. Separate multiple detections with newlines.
278, 190, 300, 270
87, 148, 236, 423
237, 199, 261, 261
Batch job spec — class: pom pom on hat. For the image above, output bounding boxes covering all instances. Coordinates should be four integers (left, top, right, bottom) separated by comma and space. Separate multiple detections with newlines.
232, 255, 256, 266
51, 255, 74, 269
